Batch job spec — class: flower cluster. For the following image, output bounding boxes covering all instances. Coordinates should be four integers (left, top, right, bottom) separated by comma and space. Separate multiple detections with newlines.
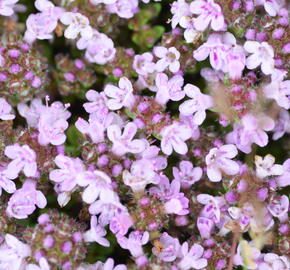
0, 0, 289, 269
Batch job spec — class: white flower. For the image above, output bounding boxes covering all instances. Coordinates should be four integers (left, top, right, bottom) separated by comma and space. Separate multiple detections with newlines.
255, 154, 283, 178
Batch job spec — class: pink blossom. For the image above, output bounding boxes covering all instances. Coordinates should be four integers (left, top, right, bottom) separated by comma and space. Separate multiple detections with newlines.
117, 231, 149, 258
196, 217, 214, 238
164, 195, 189, 215
155, 73, 185, 105
205, 144, 239, 182
84, 216, 110, 247
49, 154, 94, 193
178, 242, 208, 270
79, 258, 126, 270
170, 0, 191, 28
276, 158, 290, 187
26, 257, 50, 270
160, 122, 191, 155
0, 166, 16, 196
154, 46, 180, 73
133, 53, 155, 76
4, 144, 37, 179
272, 109, 290, 140
258, 0, 286, 17
75, 117, 105, 144
267, 195, 289, 222
106, 0, 139, 19
77, 30, 116, 65
0, 98, 15, 120
77, 169, 115, 204
254, 154, 283, 178
0, 0, 19, 16
6, 180, 47, 219
259, 253, 289, 270
190, 0, 225, 31
152, 232, 180, 262
107, 122, 147, 155
0, 234, 31, 270
83, 90, 108, 116
173, 161, 202, 188
263, 69, 290, 109
226, 113, 275, 153
179, 84, 213, 125
150, 176, 181, 200
104, 77, 135, 110
60, 12, 92, 39
109, 212, 133, 237
244, 41, 275, 75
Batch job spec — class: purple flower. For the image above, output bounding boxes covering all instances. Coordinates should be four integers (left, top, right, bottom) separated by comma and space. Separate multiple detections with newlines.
49, 154, 93, 193
107, 0, 139, 19
259, 253, 289, 270
0, 166, 16, 196
0, 98, 15, 120
0, 234, 31, 269
267, 195, 289, 222
173, 161, 202, 188
109, 212, 133, 237
0, 0, 19, 16
170, 0, 191, 28
154, 46, 180, 73
164, 194, 189, 215
190, 0, 225, 31
178, 242, 208, 269
196, 217, 214, 239
83, 216, 110, 247
160, 122, 191, 155
244, 41, 275, 75
276, 158, 290, 187
104, 77, 135, 110
205, 144, 239, 182
83, 90, 109, 116
60, 12, 92, 39
272, 109, 290, 140
133, 52, 155, 76
77, 30, 116, 65
107, 122, 147, 155
5, 144, 37, 179
150, 176, 181, 200
152, 232, 180, 262
255, 154, 283, 178
81, 258, 127, 270
179, 84, 213, 125
6, 180, 47, 219
155, 72, 185, 105
117, 231, 149, 258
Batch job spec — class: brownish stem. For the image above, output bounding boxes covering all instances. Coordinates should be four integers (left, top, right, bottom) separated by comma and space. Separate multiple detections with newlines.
227, 231, 240, 270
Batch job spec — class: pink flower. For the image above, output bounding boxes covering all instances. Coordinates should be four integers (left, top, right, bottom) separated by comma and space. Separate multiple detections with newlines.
179, 84, 213, 125
0, 98, 15, 120
77, 30, 116, 65
196, 217, 214, 239
190, 0, 225, 31
154, 46, 180, 73
75, 117, 105, 144
106, 0, 139, 19
49, 155, 94, 193
60, 12, 92, 39
164, 195, 189, 215
77, 169, 115, 204
173, 161, 202, 188
0, 234, 31, 270
0, 166, 16, 196
83, 90, 108, 116
170, 0, 191, 28
272, 109, 290, 140
254, 154, 283, 178
26, 257, 50, 270
267, 195, 289, 222
150, 176, 181, 200
6, 180, 47, 219
0, 0, 19, 16
259, 0, 286, 17
178, 242, 208, 269
226, 113, 275, 153
4, 144, 37, 179
263, 69, 290, 110
90, 0, 117, 4
107, 122, 147, 155
152, 232, 180, 262
276, 158, 290, 187
205, 144, 239, 182
160, 122, 191, 155
84, 216, 110, 247
109, 212, 133, 237
117, 230, 149, 258
155, 73, 185, 105
244, 41, 275, 75
259, 253, 289, 270
133, 53, 155, 76
80, 258, 127, 270
104, 77, 135, 110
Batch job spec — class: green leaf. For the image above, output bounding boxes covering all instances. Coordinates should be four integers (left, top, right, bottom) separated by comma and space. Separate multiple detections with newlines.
152, 132, 162, 140
125, 108, 137, 119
